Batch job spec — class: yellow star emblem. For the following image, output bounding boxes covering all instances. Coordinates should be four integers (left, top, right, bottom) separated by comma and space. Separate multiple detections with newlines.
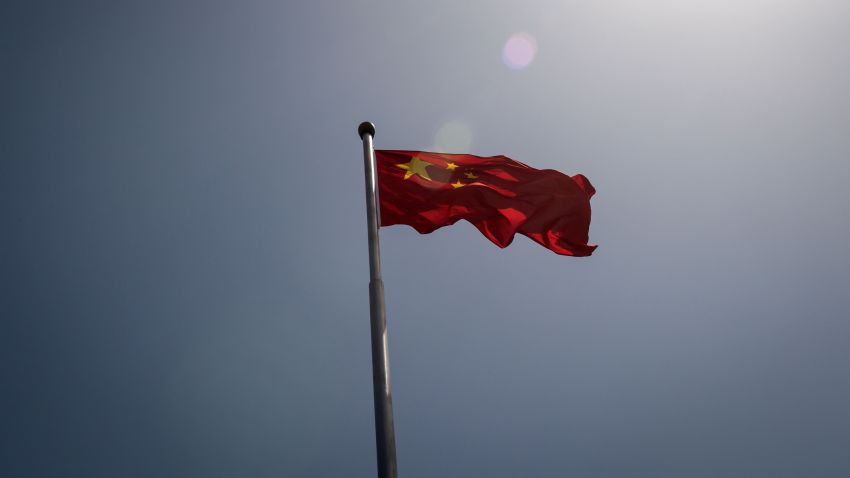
451, 180, 465, 189
446, 162, 458, 170
464, 171, 478, 179
396, 156, 432, 181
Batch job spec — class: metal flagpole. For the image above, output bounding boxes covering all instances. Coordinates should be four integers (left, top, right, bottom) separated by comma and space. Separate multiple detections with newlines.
358, 121, 398, 478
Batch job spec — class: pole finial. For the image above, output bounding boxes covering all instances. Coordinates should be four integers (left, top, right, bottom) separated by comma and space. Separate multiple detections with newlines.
358, 121, 376, 139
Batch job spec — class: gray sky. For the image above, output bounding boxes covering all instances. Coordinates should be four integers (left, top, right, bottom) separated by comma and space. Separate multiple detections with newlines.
3, 1, 850, 477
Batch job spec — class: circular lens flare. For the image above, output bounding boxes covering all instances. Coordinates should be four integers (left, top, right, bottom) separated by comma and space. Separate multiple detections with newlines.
502, 32, 537, 70
433, 120, 472, 153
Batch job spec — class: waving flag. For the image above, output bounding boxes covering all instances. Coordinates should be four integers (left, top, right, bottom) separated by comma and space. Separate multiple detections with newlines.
376, 150, 596, 256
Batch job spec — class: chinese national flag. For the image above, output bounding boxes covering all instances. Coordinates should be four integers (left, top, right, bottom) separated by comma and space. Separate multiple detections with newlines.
376, 150, 597, 256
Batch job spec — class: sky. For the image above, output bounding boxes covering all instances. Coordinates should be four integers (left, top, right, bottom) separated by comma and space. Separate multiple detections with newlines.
3, 1, 850, 476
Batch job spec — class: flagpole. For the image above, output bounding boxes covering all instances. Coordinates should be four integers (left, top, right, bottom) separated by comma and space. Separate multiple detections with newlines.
359, 121, 398, 478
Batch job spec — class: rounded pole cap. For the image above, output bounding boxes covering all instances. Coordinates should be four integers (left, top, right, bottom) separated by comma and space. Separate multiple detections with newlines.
358, 121, 376, 139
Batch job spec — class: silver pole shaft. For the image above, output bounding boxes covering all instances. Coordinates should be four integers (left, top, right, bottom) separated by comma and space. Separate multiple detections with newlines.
359, 121, 398, 478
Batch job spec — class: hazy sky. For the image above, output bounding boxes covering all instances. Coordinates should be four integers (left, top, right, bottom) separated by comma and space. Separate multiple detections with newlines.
4, 1, 850, 477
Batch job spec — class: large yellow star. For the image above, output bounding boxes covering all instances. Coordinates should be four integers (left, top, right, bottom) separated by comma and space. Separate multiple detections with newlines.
396, 156, 432, 181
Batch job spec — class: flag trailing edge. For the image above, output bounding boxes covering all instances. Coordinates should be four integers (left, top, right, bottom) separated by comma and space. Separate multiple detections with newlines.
376, 150, 596, 257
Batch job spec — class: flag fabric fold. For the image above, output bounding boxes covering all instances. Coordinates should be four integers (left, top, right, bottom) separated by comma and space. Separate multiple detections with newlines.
376, 150, 596, 256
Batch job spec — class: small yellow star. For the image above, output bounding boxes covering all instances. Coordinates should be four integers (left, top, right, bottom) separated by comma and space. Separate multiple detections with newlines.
464, 171, 478, 179
396, 156, 432, 181
446, 162, 458, 170
451, 180, 465, 189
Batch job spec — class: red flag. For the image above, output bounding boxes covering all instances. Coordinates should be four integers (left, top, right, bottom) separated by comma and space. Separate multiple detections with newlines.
376, 150, 596, 256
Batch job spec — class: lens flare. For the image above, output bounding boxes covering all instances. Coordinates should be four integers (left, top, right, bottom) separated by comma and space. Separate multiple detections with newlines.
502, 32, 537, 70
433, 120, 472, 152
